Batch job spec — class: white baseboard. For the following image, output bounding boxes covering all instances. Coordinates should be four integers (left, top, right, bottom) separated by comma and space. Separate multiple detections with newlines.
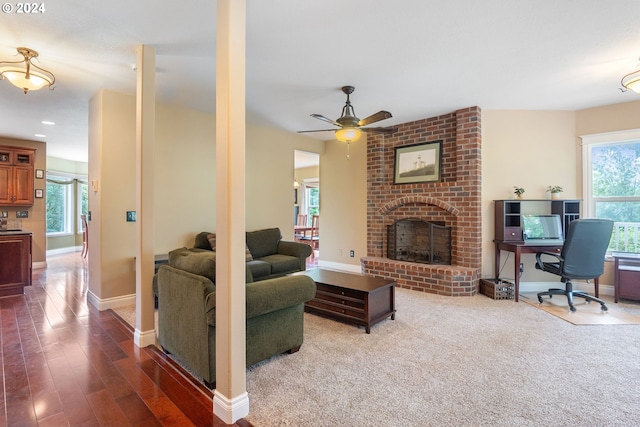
517, 281, 614, 297
317, 260, 361, 273
47, 246, 82, 256
213, 391, 250, 424
87, 291, 136, 311
134, 328, 157, 347
33, 261, 47, 269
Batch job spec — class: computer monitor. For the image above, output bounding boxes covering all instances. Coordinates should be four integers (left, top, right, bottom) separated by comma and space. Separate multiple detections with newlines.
521, 214, 564, 245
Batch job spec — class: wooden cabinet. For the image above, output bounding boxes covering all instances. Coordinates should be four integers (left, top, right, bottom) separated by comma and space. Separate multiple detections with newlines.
494, 199, 581, 242
0, 145, 35, 206
0, 232, 32, 297
614, 253, 640, 303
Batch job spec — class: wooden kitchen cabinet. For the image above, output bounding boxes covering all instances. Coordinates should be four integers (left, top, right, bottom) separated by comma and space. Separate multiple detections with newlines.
0, 231, 32, 297
0, 145, 35, 206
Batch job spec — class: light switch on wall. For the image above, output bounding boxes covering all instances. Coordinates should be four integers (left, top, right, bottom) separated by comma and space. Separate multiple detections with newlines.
126, 211, 136, 222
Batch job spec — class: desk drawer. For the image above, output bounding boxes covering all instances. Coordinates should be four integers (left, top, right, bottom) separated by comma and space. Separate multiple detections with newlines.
503, 227, 522, 241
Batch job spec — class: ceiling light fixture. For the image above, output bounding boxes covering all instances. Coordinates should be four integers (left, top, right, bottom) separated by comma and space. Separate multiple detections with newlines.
335, 127, 362, 143
0, 47, 55, 94
621, 58, 640, 94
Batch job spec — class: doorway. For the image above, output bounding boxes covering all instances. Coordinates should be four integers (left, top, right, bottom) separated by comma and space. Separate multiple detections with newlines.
294, 150, 320, 262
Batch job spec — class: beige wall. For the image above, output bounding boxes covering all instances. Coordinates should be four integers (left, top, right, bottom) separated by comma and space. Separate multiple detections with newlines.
0, 137, 46, 265
574, 99, 640, 284
88, 90, 137, 300
481, 110, 577, 282
245, 120, 323, 239
87, 91, 640, 300
319, 137, 367, 267
88, 90, 322, 302
482, 100, 640, 286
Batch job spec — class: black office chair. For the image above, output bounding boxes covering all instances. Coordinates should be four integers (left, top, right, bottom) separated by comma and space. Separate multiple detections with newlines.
535, 218, 613, 312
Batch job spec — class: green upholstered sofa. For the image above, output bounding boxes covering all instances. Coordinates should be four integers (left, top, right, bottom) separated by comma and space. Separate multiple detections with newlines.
193, 227, 312, 281
155, 248, 316, 387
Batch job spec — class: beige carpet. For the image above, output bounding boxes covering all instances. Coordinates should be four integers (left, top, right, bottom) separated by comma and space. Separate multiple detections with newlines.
112, 290, 640, 426
519, 293, 640, 325
112, 304, 136, 327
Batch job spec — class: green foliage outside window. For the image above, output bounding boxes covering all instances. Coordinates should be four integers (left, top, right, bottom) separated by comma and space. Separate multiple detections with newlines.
46, 181, 65, 233
307, 187, 319, 217
591, 142, 640, 252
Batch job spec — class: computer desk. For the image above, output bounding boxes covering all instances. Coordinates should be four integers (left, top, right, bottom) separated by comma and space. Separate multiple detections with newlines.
493, 240, 602, 302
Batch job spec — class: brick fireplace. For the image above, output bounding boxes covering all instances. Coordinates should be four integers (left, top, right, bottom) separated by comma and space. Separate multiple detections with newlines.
361, 106, 481, 296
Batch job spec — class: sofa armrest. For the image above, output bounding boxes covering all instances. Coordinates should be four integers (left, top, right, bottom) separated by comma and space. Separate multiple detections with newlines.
278, 240, 312, 259
246, 275, 316, 319
156, 265, 215, 363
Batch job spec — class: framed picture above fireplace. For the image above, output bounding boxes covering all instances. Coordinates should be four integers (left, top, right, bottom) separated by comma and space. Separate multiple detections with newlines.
393, 140, 442, 184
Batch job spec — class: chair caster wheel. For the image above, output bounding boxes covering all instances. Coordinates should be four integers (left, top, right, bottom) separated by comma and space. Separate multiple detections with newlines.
601, 305, 608, 312
537, 296, 543, 303
569, 306, 576, 312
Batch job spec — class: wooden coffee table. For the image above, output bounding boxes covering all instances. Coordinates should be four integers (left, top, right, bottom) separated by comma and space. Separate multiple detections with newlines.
299, 268, 396, 333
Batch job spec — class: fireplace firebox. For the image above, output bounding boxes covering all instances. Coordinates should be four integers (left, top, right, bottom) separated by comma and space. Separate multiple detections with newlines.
387, 219, 451, 265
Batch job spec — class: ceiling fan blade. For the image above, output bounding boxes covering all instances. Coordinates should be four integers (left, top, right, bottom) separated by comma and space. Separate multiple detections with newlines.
362, 126, 398, 134
311, 114, 341, 127
358, 110, 392, 127
298, 128, 338, 134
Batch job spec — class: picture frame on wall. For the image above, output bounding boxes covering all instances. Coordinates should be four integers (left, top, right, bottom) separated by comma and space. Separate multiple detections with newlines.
393, 140, 443, 184
35, 189, 43, 198
35, 169, 44, 179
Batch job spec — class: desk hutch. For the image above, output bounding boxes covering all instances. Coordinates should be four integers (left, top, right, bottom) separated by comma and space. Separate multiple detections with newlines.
493, 199, 581, 302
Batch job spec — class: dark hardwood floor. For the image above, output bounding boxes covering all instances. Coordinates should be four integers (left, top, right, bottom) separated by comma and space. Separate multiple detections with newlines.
0, 252, 252, 426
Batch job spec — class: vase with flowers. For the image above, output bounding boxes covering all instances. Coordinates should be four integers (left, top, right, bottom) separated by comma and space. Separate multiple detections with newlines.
513, 186, 525, 199
546, 185, 563, 200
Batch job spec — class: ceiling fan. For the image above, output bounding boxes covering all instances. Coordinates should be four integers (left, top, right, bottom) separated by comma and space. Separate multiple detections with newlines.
298, 85, 397, 142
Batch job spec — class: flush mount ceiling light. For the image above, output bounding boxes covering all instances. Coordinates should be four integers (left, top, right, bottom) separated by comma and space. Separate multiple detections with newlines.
621, 59, 640, 94
0, 47, 55, 94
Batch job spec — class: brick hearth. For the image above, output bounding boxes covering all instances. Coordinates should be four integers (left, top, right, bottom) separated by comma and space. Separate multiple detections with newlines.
362, 107, 481, 296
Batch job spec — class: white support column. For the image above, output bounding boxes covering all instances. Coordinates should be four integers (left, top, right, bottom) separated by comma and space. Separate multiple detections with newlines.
134, 45, 157, 347
214, 0, 249, 424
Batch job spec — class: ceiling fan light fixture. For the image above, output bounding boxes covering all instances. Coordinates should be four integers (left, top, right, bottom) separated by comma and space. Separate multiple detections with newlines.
621, 69, 640, 94
0, 47, 55, 94
335, 127, 362, 143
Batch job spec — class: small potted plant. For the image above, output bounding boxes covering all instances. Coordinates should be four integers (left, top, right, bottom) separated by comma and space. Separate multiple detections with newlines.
513, 186, 525, 199
546, 185, 563, 200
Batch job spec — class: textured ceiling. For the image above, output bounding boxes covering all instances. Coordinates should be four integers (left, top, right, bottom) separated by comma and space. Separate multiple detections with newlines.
0, 0, 639, 162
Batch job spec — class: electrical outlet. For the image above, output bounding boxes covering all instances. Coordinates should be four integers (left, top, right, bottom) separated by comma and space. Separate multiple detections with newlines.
349, 250, 355, 257
519, 263, 524, 273
126, 211, 136, 222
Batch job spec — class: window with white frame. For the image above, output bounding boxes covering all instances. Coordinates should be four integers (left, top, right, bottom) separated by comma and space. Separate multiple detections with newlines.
46, 173, 87, 236
582, 130, 640, 253
304, 179, 319, 219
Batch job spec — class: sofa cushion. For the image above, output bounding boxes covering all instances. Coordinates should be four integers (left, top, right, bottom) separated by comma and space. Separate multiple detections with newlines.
259, 254, 302, 276
194, 231, 214, 250
207, 233, 216, 251
169, 248, 216, 283
246, 259, 271, 280
246, 228, 282, 259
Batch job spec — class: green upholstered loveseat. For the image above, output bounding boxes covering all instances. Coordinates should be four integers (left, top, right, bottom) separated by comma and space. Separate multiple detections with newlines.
155, 248, 316, 386
193, 227, 312, 281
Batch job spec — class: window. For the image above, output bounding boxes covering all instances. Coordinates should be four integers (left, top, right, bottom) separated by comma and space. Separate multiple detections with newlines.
46, 174, 87, 236
582, 130, 640, 253
304, 179, 320, 219
78, 181, 88, 232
